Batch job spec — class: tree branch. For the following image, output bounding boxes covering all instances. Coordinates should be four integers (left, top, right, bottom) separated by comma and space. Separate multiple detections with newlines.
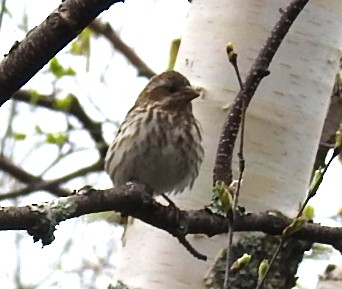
0, 156, 69, 198
89, 20, 156, 79
0, 0, 123, 107
213, 0, 309, 185
1, 183, 342, 255
12, 90, 108, 158
0, 156, 103, 200
313, 63, 342, 172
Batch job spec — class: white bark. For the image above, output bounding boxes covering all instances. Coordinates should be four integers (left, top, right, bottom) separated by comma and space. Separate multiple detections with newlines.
114, 1, 342, 288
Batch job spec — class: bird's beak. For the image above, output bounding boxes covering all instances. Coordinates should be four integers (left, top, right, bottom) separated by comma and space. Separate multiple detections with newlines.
182, 85, 200, 101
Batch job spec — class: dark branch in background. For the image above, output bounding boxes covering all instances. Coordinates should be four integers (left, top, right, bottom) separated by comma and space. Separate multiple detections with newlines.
322, 69, 342, 144
89, 20, 156, 79
313, 62, 342, 172
0, 155, 69, 197
12, 90, 108, 159
0, 89, 107, 200
0, 0, 123, 107
1, 184, 342, 255
213, 0, 309, 185
0, 156, 103, 200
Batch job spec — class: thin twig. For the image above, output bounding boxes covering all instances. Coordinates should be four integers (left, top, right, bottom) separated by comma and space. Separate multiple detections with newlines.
255, 148, 339, 289
0, 158, 103, 200
298, 147, 339, 217
89, 20, 156, 79
0, 155, 70, 198
175, 235, 207, 261
256, 238, 285, 289
223, 107, 246, 288
223, 45, 246, 289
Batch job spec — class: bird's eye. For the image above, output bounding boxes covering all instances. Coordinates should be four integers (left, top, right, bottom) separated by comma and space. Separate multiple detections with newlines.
169, 85, 178, 93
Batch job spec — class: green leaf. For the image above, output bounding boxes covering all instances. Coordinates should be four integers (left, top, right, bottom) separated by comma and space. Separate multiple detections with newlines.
282, 216, 307, 237
167, 38, 181, 71
49, 58, 76, 79
303, 205, 315, 220
29, 90, 42, 105
12, 132, 26, 140
305, 244, 332, 259
337, 207, 342, 217
207, 181, 233, 216
309, 168, 323, 197
230, 253, 251, 273
35, 125, 43, 134
258, 259, 269, 281
53, 94, 75, 111
64, 67, 76, 76
335, 124, 342, 149
70, 28, 91, 56
45, 132, 68, 146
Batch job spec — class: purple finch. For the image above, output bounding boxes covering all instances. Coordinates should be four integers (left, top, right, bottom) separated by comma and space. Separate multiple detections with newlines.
105, 70, 204, 195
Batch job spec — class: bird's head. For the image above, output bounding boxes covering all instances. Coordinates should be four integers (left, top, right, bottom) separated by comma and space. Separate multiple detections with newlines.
135, 70, 200, 110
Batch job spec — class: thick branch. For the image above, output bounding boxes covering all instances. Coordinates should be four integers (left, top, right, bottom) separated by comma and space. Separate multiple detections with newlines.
213, 0, 309, 184
1, 183, 342, 253
89, 20, 156, 79
0, 0, 123, 107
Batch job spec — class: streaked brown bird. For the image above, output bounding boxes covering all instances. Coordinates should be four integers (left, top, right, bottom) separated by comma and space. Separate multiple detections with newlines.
105, 70, 204, 195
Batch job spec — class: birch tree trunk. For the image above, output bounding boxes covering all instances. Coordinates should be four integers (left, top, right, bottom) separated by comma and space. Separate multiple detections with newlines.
113, 1, 342, 288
